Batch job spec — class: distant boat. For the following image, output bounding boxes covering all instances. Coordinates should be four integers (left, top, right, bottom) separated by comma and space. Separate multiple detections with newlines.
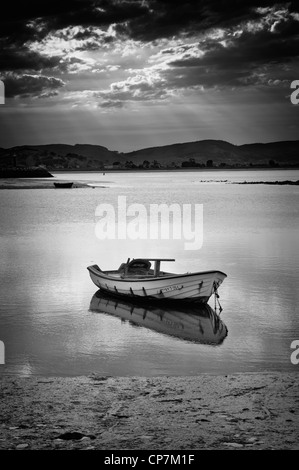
53, 182, 73, 188
87, 258, 227, 304
89, 291, 228, 344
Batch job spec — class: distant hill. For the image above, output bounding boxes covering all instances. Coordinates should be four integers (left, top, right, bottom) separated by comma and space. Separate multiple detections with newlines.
36, 144, 121, 160
239, 141, 299, 164
0, 144, 121, 170
125, 140, 241, 164
125, 140, 299, 166
0, 140, 298, 170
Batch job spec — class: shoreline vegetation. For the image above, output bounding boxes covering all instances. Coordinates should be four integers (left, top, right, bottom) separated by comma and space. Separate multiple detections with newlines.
235, 180, 299, 185
0, 372, 298, 450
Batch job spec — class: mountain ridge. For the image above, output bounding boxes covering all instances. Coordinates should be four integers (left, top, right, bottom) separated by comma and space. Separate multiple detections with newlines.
1, 139, 298, 169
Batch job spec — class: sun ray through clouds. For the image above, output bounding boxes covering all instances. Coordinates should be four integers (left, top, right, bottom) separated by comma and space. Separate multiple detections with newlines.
0, 1, 298, 149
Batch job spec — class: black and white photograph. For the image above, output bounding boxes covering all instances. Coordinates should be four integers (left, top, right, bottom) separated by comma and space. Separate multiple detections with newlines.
0, 0, 298, 454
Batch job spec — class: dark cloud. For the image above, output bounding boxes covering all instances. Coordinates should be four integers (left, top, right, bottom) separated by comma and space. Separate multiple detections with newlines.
170, 31, 299, 70
2, 1, 297, 44
0, 1, 81, 45
4, 73, 65, 98
0, 1, 149, 73
1, 1, 299, 99
163, 16, 299, 89
116, 0, 298, 41
0, 1, 149, 43
0, 45, 61, 72
71, 27, 114, 44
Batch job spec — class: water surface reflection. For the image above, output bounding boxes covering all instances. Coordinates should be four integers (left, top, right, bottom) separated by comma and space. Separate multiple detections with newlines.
89, 291, 228, 345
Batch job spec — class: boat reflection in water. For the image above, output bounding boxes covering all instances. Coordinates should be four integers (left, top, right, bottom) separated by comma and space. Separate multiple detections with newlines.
89, 291, 228, 345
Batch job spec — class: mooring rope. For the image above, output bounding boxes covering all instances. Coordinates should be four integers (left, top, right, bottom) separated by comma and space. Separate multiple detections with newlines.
213, 282, 223, 314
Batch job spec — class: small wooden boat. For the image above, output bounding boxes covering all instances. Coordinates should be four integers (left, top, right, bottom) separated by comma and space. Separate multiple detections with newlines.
89, 291, 228, 344
87, 258, 227, 303
53, 182, 73, 188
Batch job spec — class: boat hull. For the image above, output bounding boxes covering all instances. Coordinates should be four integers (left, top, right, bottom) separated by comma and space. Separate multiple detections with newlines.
87, 265, 226, 303
54, 182, 73, 188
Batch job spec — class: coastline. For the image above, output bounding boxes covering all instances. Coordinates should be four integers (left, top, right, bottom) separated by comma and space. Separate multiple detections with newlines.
0, 179, 105, 190
53, 167, 299, 173
1, 175, 299, 190
0, 372, 298, 450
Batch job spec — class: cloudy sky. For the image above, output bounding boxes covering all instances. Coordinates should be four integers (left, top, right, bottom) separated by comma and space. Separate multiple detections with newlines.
0, 0, 298, 151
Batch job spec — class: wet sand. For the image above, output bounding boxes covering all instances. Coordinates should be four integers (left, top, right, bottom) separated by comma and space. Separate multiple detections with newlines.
0, 372, 298, 450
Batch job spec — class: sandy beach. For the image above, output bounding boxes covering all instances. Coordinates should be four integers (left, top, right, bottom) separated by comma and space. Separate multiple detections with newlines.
0, 372, 298, 450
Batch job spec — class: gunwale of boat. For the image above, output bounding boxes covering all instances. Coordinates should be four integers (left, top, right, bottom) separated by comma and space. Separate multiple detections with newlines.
87, 265, 227, 283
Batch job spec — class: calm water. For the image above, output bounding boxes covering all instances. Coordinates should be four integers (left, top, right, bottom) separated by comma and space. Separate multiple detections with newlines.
0, 169, 299, 376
